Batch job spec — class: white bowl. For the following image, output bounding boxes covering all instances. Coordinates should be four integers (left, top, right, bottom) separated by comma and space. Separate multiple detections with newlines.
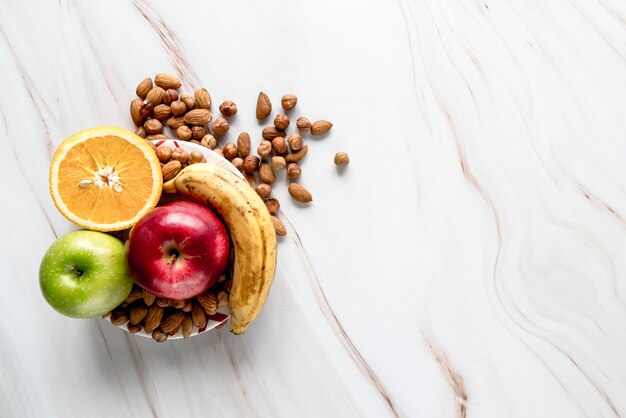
103, 139, 242, 339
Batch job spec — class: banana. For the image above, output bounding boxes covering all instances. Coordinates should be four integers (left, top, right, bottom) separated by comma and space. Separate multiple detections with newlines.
170, 163, 277, 334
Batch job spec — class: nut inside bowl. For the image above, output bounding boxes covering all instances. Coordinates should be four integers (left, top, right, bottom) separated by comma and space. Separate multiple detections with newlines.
102, 139, 242, 340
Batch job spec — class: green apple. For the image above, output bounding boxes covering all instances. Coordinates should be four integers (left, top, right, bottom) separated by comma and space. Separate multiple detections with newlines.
39, 230, 133, 318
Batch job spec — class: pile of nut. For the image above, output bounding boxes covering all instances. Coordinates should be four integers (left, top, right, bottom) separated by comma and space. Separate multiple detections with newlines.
129, 73, 350, 237
103, 279, 230, 342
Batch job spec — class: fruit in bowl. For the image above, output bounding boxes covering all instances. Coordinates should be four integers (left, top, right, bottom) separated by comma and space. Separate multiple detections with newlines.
126, 200, 230, 299
39, 230, 133, 318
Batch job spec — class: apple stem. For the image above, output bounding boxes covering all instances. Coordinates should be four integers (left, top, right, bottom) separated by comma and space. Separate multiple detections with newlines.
68, 266, 83, 277
169, 253, 177, 264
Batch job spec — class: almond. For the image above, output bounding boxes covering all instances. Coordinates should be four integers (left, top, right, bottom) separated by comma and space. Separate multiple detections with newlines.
281, 94, 297, 111
143, 289, 156, 306
196, 292, 218, 315
124, 289, 143, 304
161, 312, 184, 334
172, 299, 186, 309
144, 306, 164, 333
182, 300, 193, 312
136, 78, 153, 99
129, 304, 149, 325
311, 120, 333, 136
259, 163, 276, 184
162, 160, 182, 181
192, 303, 207, 328
237, 132, 251, 157
285, 145, 308, 163
195, 88, 212, 110
110, 309, 129, 326
184, 109, 212, 125
146, 87, 165, 105
262, 126, 284, 140
256, 92, 271, 120
127, 323, 143, 334
130, 99, 143, 126
154, 73, 182, 89
265, 198, 280, 214
271, 215, 287, 236
182, 315, 193, 339
153, 104, 171, 120
166, 116, 187, 130
288, 183, 313, 202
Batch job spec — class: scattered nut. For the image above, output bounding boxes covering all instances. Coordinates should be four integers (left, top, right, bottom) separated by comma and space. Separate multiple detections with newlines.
161, 312, 185, 334
285, 145, 308, 163
130, 304, 149, 325
130, 99, 143, 126
272, 137, 287, 155
152, 329, 168, 342
182, 315, 193, 339
136, 78, 153, 99
201, 134, 217, 149
144, 306, 163, 333
255, 183, 272, 198
166, 116, 186, 130
256, 92, 271, 120
219, 100, 238, 117
334, 152, 350, 167
144, 119, 163, 134
223, 143, 238, 160
171, 147, 189, 164
153, 104, 171, 120
265, 198, 280, 214
243, 155, 260, 173
232, 157, 244, 171
176, 125, 192, 141
143, 289, 156, 306
189, 150, 206, 164
156, 145, 173, 162
195, 88, 212, 110
110, 309, 129, 326
146, 87, 165, 105
281, 94, 297, 111
192, 303, 207, 328
274, 113, 290, 130
259, 163, 276, 184
212, 117, 230, 135
191, 125, 207, 140
185, 109, 213, 125
163, 89, 179, 104
287, 133, 303, 151
154, 73, 182, 89
271, 156, 286, 171
140, 100, 154, 119
296, 116, 311, 131
237, 132, 251, 157
145, 134, 169, 141
180, 93, 196, 110
170, 100, 186, 116
134, 126, 146, 138
262, 126, 283, 140
311, 120, 333, 136
257, 140, 273, 157
287, 162, 301, 179
162, 160, 182, 181
288, 183, 313, 202
213, 148, 225, 158
271, 215, 287, 236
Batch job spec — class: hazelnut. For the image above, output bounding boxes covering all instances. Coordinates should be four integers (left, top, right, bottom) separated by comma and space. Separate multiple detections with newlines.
243, 155, 260, 173
271, 156, 287, 171
144, 119, 163, 134
189, 150, 206, 164
156, 146, 172, 162
287, 163, 301, 179
176, 125, 192, 141
189, 139, 201, 145
140, 100, 154, 118
231, 157, 244, 171
334, 152, 350, 167
201, 134, 217, 149
170, 101, 187, 116
191, 125, 207, 140
287, 133, 303, 151
171, 147, 189, 164
274, 113, 290, 130
257, 140, 272, 157
213, 148, 225, 158
223, 143, 238, 160
134, 126, 146, 138
180, 93, 196, 110
163, 89, 179, 104
272, 137, 287, 155
212, 117, 230, 136
265, 198, 280, 215
219, 100, 238, 117
255, 183, 272, 199
296, 117, 311, 131
281, 94, 297, 111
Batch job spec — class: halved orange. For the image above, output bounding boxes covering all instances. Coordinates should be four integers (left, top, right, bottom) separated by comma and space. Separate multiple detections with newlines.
49, 126, 162, 231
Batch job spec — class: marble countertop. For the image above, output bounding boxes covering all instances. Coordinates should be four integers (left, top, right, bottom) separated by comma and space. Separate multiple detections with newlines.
2, 0, 626, 417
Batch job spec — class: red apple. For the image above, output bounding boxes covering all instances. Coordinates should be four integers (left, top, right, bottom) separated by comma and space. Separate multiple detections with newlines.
126, 200, 229, 299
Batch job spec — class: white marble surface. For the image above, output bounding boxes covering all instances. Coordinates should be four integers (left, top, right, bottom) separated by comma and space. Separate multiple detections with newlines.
2, 0, 626, 416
